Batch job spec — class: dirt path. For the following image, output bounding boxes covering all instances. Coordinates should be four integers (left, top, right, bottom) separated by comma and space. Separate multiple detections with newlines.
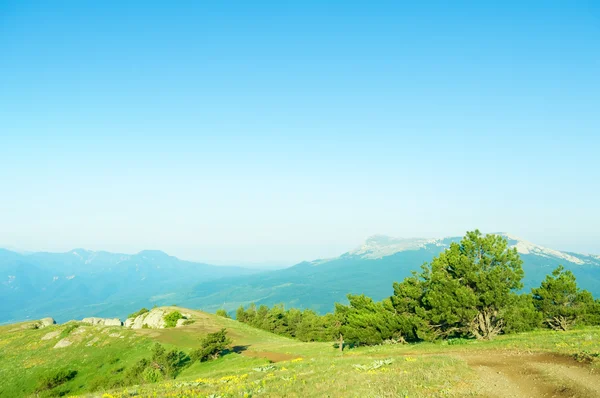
458, 351, 600, 397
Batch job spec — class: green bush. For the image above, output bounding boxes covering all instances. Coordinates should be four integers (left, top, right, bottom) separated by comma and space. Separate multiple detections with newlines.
123, 358, 149, 384
216, 309, 230, 318
190, 329, 232, 362
128, 308, 149, 319
59, 323, 79, 339
142, 367, 163, 383
36, 369, 78, 392
164, 311, 184, 328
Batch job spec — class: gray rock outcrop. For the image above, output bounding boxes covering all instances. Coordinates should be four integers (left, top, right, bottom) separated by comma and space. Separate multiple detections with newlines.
125, 308, 168, 329
37, 317, 56, 328
54, 338, 73, 348
82, 317, 122, 326
41, 331, 60, 340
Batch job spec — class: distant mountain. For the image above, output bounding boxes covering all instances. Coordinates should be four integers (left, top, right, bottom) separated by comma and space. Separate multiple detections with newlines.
0, 248, 259, 323
178, 233, 600, 315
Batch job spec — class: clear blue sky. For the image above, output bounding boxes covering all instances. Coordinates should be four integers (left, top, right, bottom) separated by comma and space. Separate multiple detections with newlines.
1, 1, 599, 264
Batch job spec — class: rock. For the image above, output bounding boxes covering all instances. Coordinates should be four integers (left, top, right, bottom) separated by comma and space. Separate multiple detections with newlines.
41, 331, 60, 340
82, 317, 122, 326
176, 319, 186, 328
126, 308, 167, 329
54, 338, 72, 348
73, 327, 87, 335
34, 317, 56, 329
109, 333, 121, 338
86, 337, 99, 347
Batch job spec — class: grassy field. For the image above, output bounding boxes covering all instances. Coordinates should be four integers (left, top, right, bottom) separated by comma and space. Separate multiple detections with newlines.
1, 307, 599, 398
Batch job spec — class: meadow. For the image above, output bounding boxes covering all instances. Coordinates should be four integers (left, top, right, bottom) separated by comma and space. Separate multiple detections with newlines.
1, 307, 599, 398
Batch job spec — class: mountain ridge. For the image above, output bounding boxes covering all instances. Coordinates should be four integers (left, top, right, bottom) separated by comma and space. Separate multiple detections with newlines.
3, 233, 600, 324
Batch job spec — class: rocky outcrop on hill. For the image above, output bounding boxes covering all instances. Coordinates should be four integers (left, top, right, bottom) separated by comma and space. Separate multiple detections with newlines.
33, 317, 56, 329
82, 317, 122, 326
41, 331, 60, 340
125, 308, 167, 329
54, 338, 72, 348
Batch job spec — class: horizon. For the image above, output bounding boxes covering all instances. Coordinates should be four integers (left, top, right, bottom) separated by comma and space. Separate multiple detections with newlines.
2, 230, 599, 268
2, 1, 599, 263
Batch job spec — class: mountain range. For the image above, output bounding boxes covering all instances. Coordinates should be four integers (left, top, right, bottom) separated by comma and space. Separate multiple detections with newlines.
0, 248, 258, 323
2, 233, 599, 323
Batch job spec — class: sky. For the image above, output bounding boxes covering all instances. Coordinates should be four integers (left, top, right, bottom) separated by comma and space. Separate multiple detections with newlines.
1, 1, 599, 265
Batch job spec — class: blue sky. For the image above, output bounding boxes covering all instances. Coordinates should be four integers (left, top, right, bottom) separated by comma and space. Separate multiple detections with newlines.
1, 1, 599, 264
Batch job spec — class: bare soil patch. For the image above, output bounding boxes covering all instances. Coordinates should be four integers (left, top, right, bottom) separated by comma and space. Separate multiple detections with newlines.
458, 351, 600, 397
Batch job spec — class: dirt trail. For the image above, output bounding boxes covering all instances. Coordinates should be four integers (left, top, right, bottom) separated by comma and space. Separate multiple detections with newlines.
458, 351, 600, 397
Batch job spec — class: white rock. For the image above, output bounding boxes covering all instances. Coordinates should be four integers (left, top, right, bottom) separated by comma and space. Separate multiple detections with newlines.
82, 317, 123, 326
38, 317, 56, 328
126, 308, 167, 329
86, 337, 99, 346
54, 338, 73, 348
176, 319, 186, 327
41, 331, 60, 340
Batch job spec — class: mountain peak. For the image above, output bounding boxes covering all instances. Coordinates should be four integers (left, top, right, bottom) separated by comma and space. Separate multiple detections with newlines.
497, 233, 586, 265
351, 232, 591, 265
136, 250, 171, 258
351, 235, 441, 259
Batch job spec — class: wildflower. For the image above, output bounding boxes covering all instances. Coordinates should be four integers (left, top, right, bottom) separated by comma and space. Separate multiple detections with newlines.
291, 357, 304, 363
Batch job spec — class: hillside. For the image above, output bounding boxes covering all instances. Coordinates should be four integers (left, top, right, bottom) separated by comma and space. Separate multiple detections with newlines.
0, 306, 303, 397
0, 249, 259, 324
179, 234, 600, 314
1, 308, 599, 397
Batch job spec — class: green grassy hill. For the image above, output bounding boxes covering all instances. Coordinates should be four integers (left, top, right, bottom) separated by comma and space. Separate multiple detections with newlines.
2, 307, 600, 397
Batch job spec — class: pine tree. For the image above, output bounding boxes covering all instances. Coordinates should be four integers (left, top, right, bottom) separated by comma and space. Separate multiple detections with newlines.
392, 230, 524, 340
532, 266, 592, 331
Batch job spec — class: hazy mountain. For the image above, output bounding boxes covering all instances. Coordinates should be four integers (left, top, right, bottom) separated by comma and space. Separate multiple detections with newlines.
4, 234, 599, 323
178, 233, 600, 315
0, 248, 259, 323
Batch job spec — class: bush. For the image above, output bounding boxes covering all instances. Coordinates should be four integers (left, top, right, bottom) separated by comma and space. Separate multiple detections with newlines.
59, 323, 79, 339
128, 308, 149, 319
164, 311, 184, 328
142, 367, 163, 383
151, 343, 190, 378
123, 358, 149, 384
190, 329, 232, 362
36, 369, 78, 392
216, 309, 230, 318
502, 294, 543, 333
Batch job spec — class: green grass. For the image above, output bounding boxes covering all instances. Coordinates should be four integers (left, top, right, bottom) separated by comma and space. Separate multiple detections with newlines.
1, 307, 599, 397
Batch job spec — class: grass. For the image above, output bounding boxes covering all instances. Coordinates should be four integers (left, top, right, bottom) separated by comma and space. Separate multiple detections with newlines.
1, 307, 599, 397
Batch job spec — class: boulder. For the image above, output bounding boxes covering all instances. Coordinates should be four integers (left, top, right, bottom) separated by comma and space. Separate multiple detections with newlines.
38, 317, 56, 328
86, 337, 99, 347
82, 317, 122, 326
176, 319, 186, 328
41, 331, 60, 340
126, 308, 167, 329
54, 338, 72, 349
